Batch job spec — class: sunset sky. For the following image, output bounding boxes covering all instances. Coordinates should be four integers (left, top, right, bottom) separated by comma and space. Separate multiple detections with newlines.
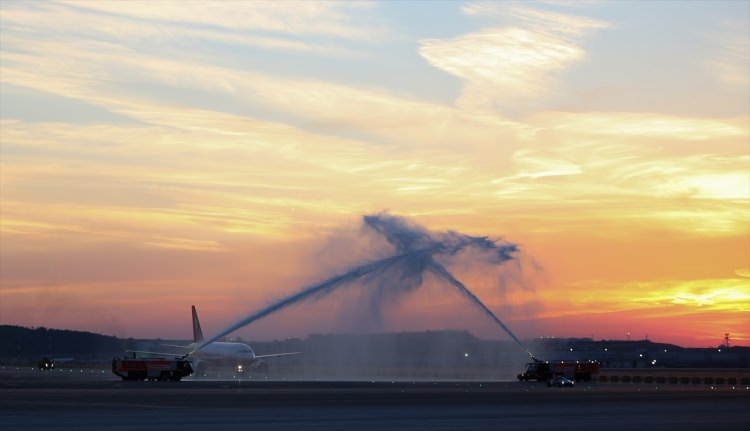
1, 0, 748, 348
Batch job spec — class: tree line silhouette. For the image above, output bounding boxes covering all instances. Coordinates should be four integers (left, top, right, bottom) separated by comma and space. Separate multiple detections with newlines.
0, 325, 125, 360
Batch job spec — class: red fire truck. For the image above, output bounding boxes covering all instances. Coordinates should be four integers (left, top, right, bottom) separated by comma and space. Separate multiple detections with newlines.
517, 359, 600, 382
112, 357, 193, 381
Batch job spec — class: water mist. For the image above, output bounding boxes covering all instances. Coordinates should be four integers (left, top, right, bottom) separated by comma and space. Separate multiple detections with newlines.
190, 212, 533, 358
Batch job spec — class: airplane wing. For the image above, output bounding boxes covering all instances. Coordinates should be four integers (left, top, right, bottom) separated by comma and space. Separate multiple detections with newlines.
125, 349, 188, 358
254, 352, 301, 359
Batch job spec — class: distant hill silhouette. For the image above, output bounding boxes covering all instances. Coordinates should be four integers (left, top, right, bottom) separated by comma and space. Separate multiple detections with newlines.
0, 325, 125, 360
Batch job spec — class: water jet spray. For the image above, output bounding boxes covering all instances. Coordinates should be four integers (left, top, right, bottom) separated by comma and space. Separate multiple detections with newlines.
189, 212, 534, 360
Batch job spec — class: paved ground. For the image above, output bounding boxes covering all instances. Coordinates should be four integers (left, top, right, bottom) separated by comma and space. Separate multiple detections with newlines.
2, 366, 749, 431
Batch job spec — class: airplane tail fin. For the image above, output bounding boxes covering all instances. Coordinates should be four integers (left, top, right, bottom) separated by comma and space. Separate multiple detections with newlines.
191, 305, 204, 343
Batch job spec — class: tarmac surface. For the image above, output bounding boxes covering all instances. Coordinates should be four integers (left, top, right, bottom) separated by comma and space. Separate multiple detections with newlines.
2, 366, 749, 430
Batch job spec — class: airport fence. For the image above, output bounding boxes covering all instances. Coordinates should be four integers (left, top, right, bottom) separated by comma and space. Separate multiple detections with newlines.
598, 368, 750, 386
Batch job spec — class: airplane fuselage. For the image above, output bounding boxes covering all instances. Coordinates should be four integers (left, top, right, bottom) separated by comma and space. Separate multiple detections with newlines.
190, 341, 257, 364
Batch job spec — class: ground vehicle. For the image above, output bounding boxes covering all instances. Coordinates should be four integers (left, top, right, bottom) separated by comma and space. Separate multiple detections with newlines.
517, 359, 600, 382
112, 357, 193, 381
38, 357, 54, 371
547, 375, 575, 387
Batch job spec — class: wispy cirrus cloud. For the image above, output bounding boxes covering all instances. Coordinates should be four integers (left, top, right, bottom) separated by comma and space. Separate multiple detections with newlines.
0, 20, 529, 162
707, 22, 750, 88
60, 0, 382, 40
533, 111, 747, 141
419, 3, 609, 111
1, 1, 375, 62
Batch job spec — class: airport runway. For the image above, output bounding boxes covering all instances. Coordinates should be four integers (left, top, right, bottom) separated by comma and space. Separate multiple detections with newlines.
2, 367, 749, 431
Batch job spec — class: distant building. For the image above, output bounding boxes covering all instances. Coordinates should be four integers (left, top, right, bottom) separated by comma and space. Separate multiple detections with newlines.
524, 337, 750, 368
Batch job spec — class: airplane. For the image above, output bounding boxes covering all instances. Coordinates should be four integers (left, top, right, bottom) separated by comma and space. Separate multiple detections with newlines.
186, 305, 300, 376
131, 305, 299, 377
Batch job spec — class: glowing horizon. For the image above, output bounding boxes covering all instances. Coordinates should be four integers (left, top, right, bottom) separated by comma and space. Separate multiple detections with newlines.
1, 1, 748, 348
